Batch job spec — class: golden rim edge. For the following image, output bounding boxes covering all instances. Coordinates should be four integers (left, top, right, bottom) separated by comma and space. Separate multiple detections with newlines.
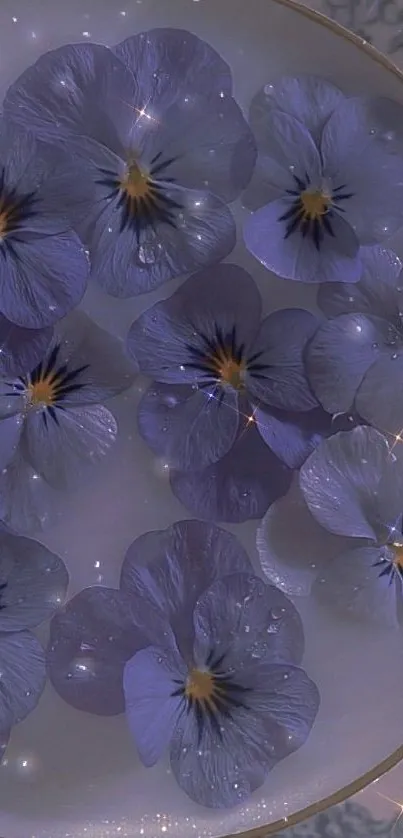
224, 1, 403, 836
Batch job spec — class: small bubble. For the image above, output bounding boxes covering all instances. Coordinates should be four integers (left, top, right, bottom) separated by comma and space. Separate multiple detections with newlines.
270, 608, 284, 620
264, 83, 274, 95
392, 352, 398, 359
372, 342, 379, 349
136, 241, 162, 265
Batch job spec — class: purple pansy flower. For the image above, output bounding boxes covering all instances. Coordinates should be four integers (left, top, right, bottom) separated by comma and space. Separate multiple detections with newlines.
0, 312, 135, 532
257, 425, 403, 628
124, 571, 319, 808
0, 525, 68, 744
307, 245, 403, 436
3, 34, 256, 297
0, 120, 88, 328
47, 520, 256, 716
243, 75, 403, 284
128, 263, 318, 463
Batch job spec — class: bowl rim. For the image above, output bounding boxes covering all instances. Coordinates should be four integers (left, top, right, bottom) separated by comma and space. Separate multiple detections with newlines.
222, 0, 403, 834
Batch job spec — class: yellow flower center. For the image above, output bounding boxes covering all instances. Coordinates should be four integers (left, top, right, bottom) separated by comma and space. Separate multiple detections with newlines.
0, 202, 11, 237
300, 189, 330, 220
218, 356, 246, 389
392, 542, 403, 571
185, 669, 215, 702
28, 377, 57, 407
121, 160, 151, 200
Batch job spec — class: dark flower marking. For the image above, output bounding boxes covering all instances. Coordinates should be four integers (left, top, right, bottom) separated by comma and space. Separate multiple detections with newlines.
9, 344, 89, 427
0, 166, 38, 252
96, 152, 183, 241
171, 649, 252, 745
183, 324, 270, 401
279, 174, 354, 251
0, 581, 7, 611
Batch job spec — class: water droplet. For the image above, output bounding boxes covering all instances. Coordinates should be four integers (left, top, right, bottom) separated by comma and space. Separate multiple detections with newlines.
264, 83, 274, 95
270, 607, 284, 621
392, 352, 398, 359
369, 127, 376, 135
136, 241, 162, 265
382, 130, 395, 142
372, 342, 379, 349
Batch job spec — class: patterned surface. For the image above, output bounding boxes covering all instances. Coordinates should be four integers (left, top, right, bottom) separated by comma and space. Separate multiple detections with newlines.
276, 801, 401, 836
305, 0, 403, 62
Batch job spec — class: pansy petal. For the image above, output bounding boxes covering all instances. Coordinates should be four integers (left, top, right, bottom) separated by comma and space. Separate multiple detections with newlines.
321, 97, 403, 243
23, 404, 117, 489
113, 28, 232, 104
318, 245, 402, 321
257, 477, 351, 596
170, 663, 318, 809
246, 309, 318, 410
3, 43, 139, 150
170, 419, 291, 523
127, 263, 262, 382
0, 317, 53, 378
255, 405, 331, 469
193, 572, 305, 669
144, 93, 256, 203
0, 630, 46, 729
356, 353, 403, 434
0, 415, 23, 471
47, 586, 150, 716
0, 532, 68, 631
300, 426, 403, 540
244, 199, 360, 284
120, 520, 252, 655
0, 227, 88, 329
124, 645, 186, 767
242, 155, 284, 211
249, 76, 345, 147
90, 188, 236, 298
0, 449, 57, 534
248, 110, 322, 187
51, 311, 136, 405
313, 545, 399, 628
306, 313, 393, 414
138, 382, 239, 471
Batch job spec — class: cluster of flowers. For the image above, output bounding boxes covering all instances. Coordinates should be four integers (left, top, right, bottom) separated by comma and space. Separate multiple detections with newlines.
1, 26, 403, 810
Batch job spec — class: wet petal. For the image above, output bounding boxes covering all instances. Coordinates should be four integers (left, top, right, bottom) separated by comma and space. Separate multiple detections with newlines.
170, 419, 291, 523
0, 227, 89, 329
0, 630, 46, 729
127, 263, 261, 383
120, 520, 252, 656
306, 313, 391, 413
113, 28, 232, 103
300, 426, 403, 540
313, 545, 399, 628
124, 645, 185, 767
90, 187, 236, 298
23, 404, 117, 488
318, 245, 402, 321
51, 311, 136, 405
356, 353, 403, 435
170, 663, 318, 809
246, 308, 318, 410
192, 572, 305, 668
249, 76, 344, 147
0, 317, 52, 378
255, 405, 331, 469
0, 415, 23, 471
138, 382, 239, 471
143, 93, 256, 202
3, 43, 139, 150
0, 532, 68, 631
321, 97, 403, 243
47, 587, 147, 716
0, 449, 57, 534
244, 200, 360, 283
257, 477, 351, 596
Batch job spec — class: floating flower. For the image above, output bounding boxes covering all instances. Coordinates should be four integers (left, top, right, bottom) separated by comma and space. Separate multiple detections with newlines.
258, 425, 403, 627
0, 312, 135, 531
142, 381, 333, 522
243, 76, 403, 284
124, 571, 319, 808
0, 524, 68, 737
47, 520, 256, 716
0, 120, 88, 328
306, 245, 403, 436
128, 264, 319, 477
3, 34, 256, 296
